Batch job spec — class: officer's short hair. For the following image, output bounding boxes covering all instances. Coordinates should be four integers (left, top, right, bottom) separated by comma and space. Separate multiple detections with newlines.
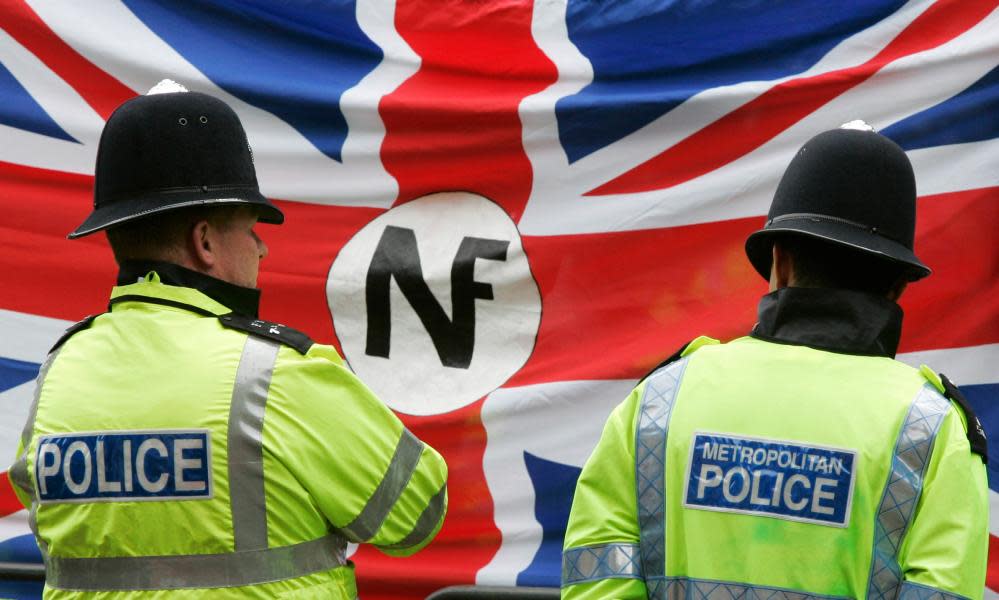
779, 234, 907, 296
105, 205, 243, 265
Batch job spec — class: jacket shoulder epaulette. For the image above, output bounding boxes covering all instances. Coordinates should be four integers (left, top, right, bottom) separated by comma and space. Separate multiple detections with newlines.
218, 313, 314, 355
50, 314, 100, 353
938, 372, 988, 465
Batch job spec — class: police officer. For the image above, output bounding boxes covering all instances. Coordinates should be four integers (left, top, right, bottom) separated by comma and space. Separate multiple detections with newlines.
561, 123, 988, 599
9, 82, 448, 598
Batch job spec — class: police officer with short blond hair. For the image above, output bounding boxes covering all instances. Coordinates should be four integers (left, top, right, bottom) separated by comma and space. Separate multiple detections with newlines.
10, 82, 447, 598
562, 123, 988, 599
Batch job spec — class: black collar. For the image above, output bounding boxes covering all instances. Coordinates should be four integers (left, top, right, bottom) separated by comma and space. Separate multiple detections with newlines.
117, 260, 261, 318
751, 287, 903, 358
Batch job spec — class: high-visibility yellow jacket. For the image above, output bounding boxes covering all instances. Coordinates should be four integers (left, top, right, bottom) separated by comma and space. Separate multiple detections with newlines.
562, 288, 988, 600
10, 261, 448, 598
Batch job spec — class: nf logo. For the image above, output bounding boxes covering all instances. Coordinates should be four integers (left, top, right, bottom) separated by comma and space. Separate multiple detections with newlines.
365, 226, 509, 369
327, 192, 541, 415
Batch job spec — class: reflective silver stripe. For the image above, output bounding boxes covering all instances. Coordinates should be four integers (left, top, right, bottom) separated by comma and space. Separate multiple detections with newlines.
46, 533, 347, 591
562, 543, 641, 585
341, 429, 425, 542
382, 483, 447, 549
657, 576, 851, 599
562, 573, 850, 598
10, 349, 62, 557
898, 580, 970, 600
635, 359, 688, 599
9, 349, 61, 500
867, 384, 951, 600
228, 336, 281, 551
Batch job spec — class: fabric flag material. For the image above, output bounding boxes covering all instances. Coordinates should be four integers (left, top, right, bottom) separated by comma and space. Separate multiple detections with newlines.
0, 1, 996, 598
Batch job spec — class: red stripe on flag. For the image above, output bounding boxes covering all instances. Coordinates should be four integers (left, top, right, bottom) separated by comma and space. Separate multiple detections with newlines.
514, 215, 765, 385
0, 1, 135, 120
900, 186, 999, 354
2, 159, 995, 378
0, 471, 25, 517
0, 160, 383, 347
0, 161, 112, 321
368, 2, 557, 595
379, 0, 558, 222
2, 159, 995, 373
989, 534, 999, 591
512, 186, 999, 386
588, 0, 995, 196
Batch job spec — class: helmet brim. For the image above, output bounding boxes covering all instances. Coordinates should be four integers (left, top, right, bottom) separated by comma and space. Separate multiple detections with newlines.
745, 216, 931, 283
68, 189, 284, 239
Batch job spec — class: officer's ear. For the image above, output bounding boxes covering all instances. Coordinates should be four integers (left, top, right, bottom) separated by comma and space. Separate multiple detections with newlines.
189, 219, 217, 270
769, 242, 794, 292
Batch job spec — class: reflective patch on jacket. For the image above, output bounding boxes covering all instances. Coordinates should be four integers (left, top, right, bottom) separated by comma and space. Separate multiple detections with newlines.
36, 430, 213, 503
683, 432, 856, 527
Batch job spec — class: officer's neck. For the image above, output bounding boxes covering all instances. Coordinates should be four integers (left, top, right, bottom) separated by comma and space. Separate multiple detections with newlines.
117, 259, 262, 318
752, 286, 903, 358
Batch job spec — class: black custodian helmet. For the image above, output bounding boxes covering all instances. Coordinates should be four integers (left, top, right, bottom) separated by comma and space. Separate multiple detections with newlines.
745, 122, 930, 282
69, 81, 283, 239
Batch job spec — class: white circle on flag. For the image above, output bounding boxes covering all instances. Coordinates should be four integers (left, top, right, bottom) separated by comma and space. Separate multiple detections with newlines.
327, 192, 541, 415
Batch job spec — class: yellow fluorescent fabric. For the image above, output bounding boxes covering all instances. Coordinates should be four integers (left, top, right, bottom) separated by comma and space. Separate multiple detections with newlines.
10, 276, 448, 598
898, 408, 988, 597
562, 390, 643, 599
563, 336, 987, 599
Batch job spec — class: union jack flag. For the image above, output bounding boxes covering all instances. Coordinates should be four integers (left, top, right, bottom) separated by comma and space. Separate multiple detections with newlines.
0, 1, 996, 598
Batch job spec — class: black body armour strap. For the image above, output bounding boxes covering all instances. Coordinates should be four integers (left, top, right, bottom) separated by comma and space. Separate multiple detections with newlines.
49, 315, 100, 353
939, 373, 988, 464
639, 339, 694, 383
